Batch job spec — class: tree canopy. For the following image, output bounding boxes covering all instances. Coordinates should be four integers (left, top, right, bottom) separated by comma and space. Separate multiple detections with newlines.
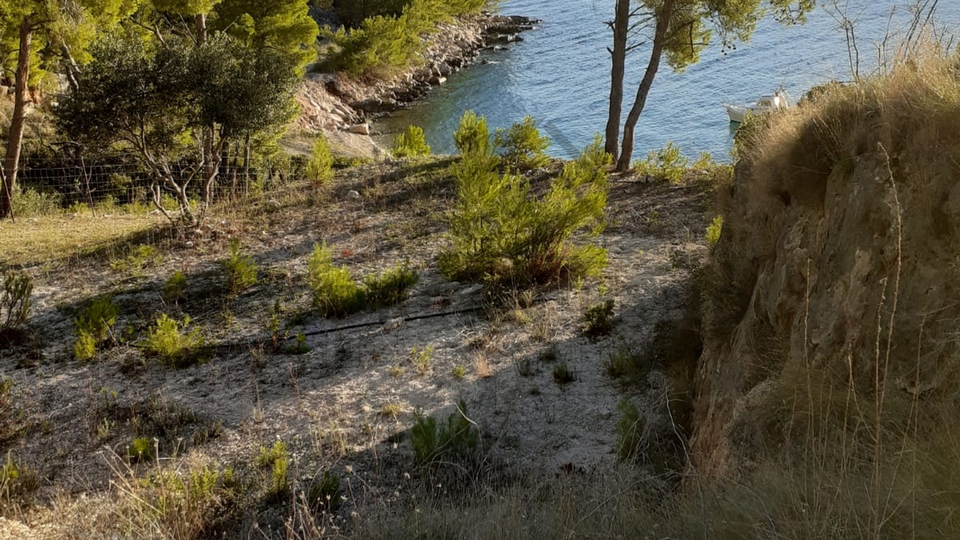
44, 0, 318, 226
605, 0, 815, 171
0, 0, 136, 218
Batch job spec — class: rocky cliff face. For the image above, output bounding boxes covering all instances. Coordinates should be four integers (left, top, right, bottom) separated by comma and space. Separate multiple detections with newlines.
691, 63, 960, 476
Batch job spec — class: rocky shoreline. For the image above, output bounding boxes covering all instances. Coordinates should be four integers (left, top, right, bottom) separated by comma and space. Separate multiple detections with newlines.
296, 13, 539, 154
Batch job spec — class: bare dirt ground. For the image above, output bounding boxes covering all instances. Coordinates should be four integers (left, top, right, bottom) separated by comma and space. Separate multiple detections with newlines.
0, 158, 710, 537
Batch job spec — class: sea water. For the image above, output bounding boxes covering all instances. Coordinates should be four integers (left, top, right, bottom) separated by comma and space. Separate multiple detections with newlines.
378, 0, 960, 160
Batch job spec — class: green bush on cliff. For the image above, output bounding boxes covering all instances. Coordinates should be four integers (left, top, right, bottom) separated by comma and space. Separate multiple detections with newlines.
393, 125, 431, 157
322, 14, 421, 77
322, 0, 488, 78
334, 0, 487, 29
440, 135, 610, 286
495, 116, 551, 170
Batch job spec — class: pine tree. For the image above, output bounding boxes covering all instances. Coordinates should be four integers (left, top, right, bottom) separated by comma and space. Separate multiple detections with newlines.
604, 0, 815, 171
0, 0, 132, 219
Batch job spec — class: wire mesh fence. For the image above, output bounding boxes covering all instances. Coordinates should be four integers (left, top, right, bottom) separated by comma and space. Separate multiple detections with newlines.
8, 156, 310, 220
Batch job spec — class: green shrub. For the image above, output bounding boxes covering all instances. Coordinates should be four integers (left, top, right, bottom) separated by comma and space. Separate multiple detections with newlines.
705, 215, 724, 245
280, 330, 310, 355
439, 135, 610, 286
74, 296, 119, 361
223, 239, 258, 295
10, 186, 62, 217
109, 244, 162, 274
495, 116, 551, 170
306, 137, 334, 184
108, 173, 134, 200
691, 150, 716, 170
163, 270, 188, 304
74, 331, 98, 362
362, 261, 419, 308
604, 339, 634, 379
307, 242, 363, 317
691, 151, 734, 186
334, 0, 486, 28
333, 155, 368, 169
135, 463, 234, 536
324, 0, 486, 77
634, 141, 688, 182
307, 245, 418, 317
411, 345, 434, 374
307, 470, 342, 512
411, 400, 479, 465
616, 398, 644, 460
257, 441, 289, 498
142, 314, 207, 368
0, 452, 38, 510
1, 271, 32, 331
453, 111, 493, 157
129, 437, 155, 463
393, 125, 431, 157
582, 298, 615, 339
322, 14, 421, 77
257, 440, 288, 467
553, 362, 575, 387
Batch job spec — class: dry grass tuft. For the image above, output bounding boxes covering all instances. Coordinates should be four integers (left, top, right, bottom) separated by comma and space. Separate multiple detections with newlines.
0, 214, 165, 268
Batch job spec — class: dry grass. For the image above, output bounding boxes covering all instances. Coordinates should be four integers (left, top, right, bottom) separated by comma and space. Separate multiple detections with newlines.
0, 214, 166, 268
472, 351, 492, 379
737, 48, 960, 224
678, 45, 960, 540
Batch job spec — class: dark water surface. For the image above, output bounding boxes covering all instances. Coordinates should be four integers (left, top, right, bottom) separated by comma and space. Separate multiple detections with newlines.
378, 1, 960, 159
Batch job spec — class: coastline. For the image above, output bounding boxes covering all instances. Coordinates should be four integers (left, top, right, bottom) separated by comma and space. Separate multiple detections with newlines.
295, 13, 539, 157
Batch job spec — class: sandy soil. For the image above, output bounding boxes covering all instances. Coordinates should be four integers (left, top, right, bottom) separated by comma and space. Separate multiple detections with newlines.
0, 160, 710, 534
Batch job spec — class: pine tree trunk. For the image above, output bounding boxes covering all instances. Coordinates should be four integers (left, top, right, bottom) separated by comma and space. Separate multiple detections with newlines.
195, 12, 219, 215
0, 17, 32, 220
604, 0, 630, 161
616, 0, 675, 172
243, 133, 251, 193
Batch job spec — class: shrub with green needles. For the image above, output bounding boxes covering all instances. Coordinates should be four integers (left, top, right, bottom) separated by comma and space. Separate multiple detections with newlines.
453, 111, 493, 157
142, 314, 207, 368
440, 131, 610, 286
633, 141, 688, 183
1, 271, 32, 332
307, 243, 419, 318
257, 441, 290, 498
363, 260, 419, 309
393, 125, 431, 157
74, 296, 120, 361
495, 116, 550, 170
411, 400, 479, 466
306, 136, 335, 184
163, 270, 188, 304
706, 215, 724, 245
223, 239, 258, 295
307, 242, 363, 318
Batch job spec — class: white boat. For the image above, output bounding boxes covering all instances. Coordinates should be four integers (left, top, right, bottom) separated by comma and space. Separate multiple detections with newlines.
724, 89, 792, 123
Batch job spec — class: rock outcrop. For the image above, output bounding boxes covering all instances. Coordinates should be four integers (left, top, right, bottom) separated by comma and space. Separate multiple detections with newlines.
692, 64, 960, 476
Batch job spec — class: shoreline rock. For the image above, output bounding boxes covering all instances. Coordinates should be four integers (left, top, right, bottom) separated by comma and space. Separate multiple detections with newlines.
295, 13, 539, 155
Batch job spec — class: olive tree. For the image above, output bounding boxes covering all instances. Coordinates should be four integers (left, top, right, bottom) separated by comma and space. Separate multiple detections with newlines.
55, 36, 300, 228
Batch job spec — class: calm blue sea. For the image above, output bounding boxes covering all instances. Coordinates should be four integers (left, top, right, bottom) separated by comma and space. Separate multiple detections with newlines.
378, 0, 960, 160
